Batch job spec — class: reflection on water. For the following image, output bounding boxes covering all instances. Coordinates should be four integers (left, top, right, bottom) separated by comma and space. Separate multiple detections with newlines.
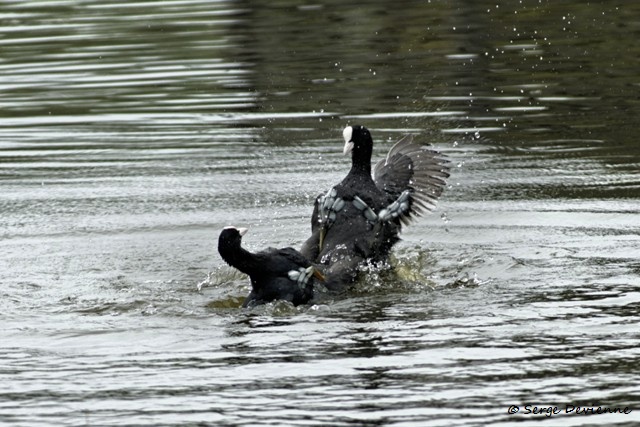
1, 1, 640, 426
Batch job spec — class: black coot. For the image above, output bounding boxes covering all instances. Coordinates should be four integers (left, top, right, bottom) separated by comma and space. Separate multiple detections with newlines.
300, 125, 450, 290
218, 226, 325, 307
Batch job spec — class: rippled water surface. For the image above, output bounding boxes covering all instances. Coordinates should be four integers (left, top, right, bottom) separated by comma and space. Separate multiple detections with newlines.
2, 1, 640, 426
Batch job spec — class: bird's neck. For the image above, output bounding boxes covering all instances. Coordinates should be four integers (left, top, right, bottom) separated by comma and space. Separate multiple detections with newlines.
348, 152, 372, 176
220, 245, 259, 275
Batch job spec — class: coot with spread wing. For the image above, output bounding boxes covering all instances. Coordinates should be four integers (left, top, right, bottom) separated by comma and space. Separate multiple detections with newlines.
300, 125, 450, 290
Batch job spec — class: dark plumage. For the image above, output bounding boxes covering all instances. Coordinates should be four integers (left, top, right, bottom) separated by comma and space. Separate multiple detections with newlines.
218, 226, 324, 307
300, 125, 450, 290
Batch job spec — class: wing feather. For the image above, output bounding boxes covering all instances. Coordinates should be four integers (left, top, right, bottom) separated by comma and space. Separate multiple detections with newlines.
373, 134, 450, 224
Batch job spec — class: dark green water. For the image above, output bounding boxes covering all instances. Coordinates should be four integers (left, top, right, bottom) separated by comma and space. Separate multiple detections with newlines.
1, 1, 639, 426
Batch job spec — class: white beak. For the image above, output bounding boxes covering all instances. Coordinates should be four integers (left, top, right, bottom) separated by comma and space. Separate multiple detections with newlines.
237, 227, 249, 236
343, 141, 354, 156
342, 125, 354, 156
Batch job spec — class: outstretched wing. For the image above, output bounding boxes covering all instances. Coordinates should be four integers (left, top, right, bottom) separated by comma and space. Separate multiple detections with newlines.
373, 134, 450, 224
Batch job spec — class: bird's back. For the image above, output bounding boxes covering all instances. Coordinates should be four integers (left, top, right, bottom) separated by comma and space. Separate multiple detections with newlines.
243, 247, 314, 307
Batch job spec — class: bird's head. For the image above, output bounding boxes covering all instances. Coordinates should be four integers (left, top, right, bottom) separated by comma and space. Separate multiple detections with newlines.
342, 125, 373, 156
218, 226, 248, 251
